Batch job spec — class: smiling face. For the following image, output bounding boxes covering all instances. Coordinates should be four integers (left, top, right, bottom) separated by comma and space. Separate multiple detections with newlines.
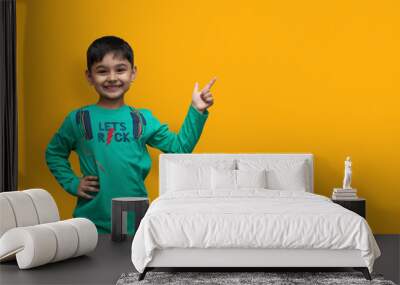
86, 52, 136, 102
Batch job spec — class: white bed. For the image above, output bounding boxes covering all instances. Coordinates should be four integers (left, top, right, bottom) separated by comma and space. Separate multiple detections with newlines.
131, 154, 380, 280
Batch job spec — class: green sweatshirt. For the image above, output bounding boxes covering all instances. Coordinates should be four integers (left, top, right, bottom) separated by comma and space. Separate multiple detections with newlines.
45, 104, 208, 234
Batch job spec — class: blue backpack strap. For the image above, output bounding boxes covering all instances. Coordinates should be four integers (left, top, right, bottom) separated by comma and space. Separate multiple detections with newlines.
139, 112, 146, 125
129, 106, 145, 139
75, 107, 93, 140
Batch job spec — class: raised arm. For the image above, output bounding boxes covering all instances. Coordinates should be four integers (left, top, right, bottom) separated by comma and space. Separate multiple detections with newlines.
145, 77, 216, 153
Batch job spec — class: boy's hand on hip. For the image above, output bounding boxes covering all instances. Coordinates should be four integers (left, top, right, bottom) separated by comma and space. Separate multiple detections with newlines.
77, 176, 99, 199
192, 77, 216, 113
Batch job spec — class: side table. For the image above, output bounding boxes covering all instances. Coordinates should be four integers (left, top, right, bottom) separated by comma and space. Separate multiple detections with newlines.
111, 197, 149, 242
332, 198, 366, 218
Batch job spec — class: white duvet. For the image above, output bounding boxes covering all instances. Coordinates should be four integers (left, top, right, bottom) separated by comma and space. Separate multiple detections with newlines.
131, 189, 380, 273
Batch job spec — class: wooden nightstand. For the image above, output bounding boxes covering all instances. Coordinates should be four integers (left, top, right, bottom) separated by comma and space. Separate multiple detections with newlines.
332, 198, 366, 218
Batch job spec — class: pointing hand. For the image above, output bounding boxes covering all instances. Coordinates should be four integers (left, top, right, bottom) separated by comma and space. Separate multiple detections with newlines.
192, 77, 216, 113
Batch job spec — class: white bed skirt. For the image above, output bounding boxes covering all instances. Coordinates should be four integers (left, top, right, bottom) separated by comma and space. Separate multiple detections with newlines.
147, 248, 366, 268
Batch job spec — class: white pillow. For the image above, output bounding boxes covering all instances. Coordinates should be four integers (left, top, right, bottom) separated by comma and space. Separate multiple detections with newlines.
237, 159, 308, 191
166, 160, 236, 192
211, 168, 236, 190
237, 169, 267, 188
211, 168, 268, 190
167, 162, 210, 191
266, 167, 307, 191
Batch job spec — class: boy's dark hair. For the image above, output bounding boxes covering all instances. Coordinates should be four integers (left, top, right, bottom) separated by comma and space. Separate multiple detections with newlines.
86, 35, 134, 72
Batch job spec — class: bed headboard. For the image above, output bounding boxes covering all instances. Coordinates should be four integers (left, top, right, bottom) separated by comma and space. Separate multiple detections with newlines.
159, 153, 314, 195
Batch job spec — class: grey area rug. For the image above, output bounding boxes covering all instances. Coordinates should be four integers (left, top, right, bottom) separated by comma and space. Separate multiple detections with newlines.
116, 271, 396, 285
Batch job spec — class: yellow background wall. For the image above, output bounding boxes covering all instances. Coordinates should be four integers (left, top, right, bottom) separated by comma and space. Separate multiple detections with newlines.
16, 0, 399, 233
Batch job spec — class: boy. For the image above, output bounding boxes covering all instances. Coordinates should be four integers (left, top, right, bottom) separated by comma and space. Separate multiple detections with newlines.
45, 35, 215, 234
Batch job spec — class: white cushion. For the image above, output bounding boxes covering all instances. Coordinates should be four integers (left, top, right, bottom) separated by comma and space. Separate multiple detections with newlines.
0, 218, 97, 269
0, 225, 58, 268
42, 221, 79, 262
24, 189, 60, 223
238, 159, 308, 191
211, 169, 268, 190
211, 168, 236, 190
237, 169, 267, 188
0, 190, 60, 238
167, 162, 211, 191
0, 191, 39, 227
167, 160, 235, 191
0, 196, 17, 237
63, 218, 98, 257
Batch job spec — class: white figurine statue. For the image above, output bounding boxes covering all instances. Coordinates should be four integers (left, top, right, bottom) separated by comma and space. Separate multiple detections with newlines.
342, 156, 352, 189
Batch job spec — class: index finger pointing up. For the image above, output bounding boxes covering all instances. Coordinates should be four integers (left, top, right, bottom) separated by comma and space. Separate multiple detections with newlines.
202, 77, 217, 93
193, 82, 199, 94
